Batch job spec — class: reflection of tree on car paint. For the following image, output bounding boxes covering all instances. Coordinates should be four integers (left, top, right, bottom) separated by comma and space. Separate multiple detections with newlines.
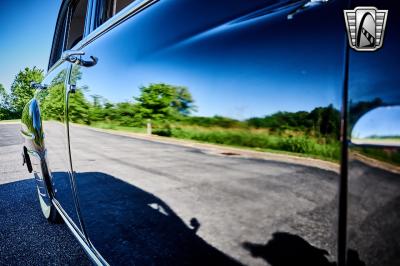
0, 66, 342, 161
35, 67, 342, 161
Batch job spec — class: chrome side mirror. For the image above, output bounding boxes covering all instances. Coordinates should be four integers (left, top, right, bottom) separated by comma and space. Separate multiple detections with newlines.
351, 106, 400, 147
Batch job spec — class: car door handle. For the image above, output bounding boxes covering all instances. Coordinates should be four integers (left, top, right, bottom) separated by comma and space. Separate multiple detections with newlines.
287, 0, 329, 20
30, 82, 48, 90
61, 50, 85, 63
80, 55, 98, 67
61, 50, 98, 67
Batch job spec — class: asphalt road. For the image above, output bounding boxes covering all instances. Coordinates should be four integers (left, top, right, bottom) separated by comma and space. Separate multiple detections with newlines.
0, 123, 91, 266
0, 122, 341, 265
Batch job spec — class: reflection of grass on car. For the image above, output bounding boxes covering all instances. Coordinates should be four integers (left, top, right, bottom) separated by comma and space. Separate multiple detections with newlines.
90, 121, 340, 162
34, 83, 342, 162
90, 121, 146, 134
168, 126, 340, 162
353, 146, 400, 167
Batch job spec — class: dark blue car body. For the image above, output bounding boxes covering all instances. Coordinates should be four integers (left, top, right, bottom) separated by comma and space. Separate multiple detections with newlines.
20, 0, 400, 265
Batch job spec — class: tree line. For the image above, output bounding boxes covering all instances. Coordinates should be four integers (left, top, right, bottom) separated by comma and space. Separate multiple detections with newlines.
0, 67, 43, 120
1, 67, 343, 140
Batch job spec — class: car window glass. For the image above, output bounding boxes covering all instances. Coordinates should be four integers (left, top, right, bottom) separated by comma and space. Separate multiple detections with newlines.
66, 0, 88, 49
115, 0, 136, 12
95, 0, 136, 28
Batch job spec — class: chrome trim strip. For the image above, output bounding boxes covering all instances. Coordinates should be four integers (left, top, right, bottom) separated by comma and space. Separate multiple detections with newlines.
53, 200, 109, 266
87, 239, 111, 266
47, 59, 64, 74
64, 65, 92, 247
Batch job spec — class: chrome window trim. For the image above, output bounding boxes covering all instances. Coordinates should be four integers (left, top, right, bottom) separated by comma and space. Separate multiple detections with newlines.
53, 199, 86, 240
46, 59, 67, 81
53, 200, 109, 266
47, 0, 71, 71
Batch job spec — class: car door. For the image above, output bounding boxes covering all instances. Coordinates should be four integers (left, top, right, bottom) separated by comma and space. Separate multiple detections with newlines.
346, 0, 400, 265
37, 0, 88, 232
67, 0, 347, 264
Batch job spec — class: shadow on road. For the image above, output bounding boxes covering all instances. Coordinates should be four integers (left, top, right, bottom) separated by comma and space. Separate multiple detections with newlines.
63, 171, 243, 265
0, 178, 90, 265
243, 232, 336, 266
243, 232, 367, 266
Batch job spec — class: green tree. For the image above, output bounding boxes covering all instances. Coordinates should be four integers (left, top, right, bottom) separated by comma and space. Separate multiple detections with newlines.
171, 86, 195, 116
68, 87, 91, 124
40, 67, 90, 124
40, 70, 67, 121
134, 83, 195, 122
9, 67, 44, 115
0, 84, 13, 120
113, 102, 139, 126
246, 105, 340, 139
319, 104, 340, 137
40, 83, 65, 121
88, 95, 106, 122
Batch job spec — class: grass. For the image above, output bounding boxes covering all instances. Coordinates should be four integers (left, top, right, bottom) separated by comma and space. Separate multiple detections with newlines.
90, 121, 147, 134
88, 122, 340, 162
354, 146, 400, 166
167, 126, 340, 162
0, 119, 20, 123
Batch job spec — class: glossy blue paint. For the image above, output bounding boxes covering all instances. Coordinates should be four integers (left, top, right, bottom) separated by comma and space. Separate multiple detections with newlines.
65, 0, 345, 264
346, 1, 400, 265
20, 0, 400, 265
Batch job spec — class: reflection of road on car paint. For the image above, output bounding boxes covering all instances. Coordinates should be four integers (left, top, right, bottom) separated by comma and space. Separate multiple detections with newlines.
52, 122, 339, 265
347, 156, 400, 266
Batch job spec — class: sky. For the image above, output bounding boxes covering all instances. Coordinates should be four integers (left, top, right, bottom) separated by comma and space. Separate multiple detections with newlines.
0, 0, 61, 91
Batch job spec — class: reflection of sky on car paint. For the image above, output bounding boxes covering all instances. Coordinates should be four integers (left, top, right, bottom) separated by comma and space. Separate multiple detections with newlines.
348, 6, 400, 139
83, 57, 342, 119
76, 0, 346, 120
1, 0, 398, 121
348, 4, 400, 107
352, 106, 400, 139
82, 0, 396, 120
